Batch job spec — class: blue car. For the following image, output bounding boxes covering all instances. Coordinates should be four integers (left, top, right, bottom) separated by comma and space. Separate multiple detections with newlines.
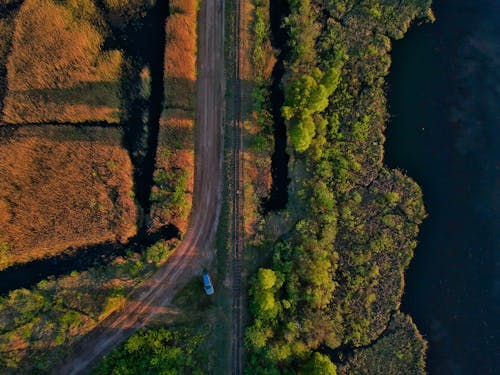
203, 271, 214, 295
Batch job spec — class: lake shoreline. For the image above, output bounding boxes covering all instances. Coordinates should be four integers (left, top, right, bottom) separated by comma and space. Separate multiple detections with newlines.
385, 0, 499, 373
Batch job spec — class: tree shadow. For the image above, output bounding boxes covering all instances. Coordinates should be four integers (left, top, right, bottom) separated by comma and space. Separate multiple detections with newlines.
0, 224, 179, 295
7, 82, 122, 107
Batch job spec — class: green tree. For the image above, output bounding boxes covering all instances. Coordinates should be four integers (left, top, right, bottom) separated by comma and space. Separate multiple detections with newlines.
289, 115, 316, 152
283, 66, 343, 152
301, 352, 337, 375
145, 241, 172, 265
257, 268, 277, 290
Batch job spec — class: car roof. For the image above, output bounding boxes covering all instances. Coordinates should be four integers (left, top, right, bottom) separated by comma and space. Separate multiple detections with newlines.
203, 273, 211, 283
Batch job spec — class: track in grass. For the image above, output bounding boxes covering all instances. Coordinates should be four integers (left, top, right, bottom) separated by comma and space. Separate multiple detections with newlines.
230, 0, 244, 373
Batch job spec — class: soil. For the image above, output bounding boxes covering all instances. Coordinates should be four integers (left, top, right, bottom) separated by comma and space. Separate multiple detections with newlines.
53, 0, 225, 373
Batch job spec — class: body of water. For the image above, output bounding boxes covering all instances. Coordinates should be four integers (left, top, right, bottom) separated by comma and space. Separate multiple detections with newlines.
385, 0, 499, 373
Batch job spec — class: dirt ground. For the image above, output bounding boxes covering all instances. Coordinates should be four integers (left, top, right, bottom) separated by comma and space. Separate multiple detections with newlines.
54, 0, 225, 373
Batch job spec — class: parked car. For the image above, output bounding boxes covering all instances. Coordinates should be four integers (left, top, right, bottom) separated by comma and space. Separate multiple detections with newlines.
202, 270, 214, 295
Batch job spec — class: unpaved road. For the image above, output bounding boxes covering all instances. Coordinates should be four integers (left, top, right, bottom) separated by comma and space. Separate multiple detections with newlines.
55, 0, 225, 373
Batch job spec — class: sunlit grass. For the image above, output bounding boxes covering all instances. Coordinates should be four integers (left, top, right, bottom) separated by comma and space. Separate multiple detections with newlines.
1, 0, 123, 124
0, 126, 137, 270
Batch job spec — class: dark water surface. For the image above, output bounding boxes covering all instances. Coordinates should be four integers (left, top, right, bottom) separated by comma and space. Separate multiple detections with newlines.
385, 0, 499, 373
265, 0, 290, 211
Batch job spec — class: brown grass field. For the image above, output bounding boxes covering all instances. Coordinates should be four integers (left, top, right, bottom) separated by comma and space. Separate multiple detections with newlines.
0, 126, 137, 270
163, 0, 197, 111
1, 0, 123, 124
0, 8, 17, 112
151, 0, 197, 234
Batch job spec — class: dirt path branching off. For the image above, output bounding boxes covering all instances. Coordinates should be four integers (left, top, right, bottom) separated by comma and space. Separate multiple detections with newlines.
54, 0, 225, 373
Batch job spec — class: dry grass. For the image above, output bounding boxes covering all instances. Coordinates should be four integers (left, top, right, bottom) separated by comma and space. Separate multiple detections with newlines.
0, 11, 16, 111
151, 0, 197, 233
241, 0, 273, 242
243, 119, 272, 238
163, 0, 198, 111
1, 0, 123, 124
0, 126, 137, 270
151, 109, 194, 234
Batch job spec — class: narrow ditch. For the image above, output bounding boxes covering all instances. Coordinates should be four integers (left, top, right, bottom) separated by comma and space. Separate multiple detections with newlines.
263, 0, 290, 212
0, 2, 179, 294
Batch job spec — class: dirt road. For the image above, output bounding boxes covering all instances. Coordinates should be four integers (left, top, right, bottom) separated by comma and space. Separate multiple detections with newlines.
55, 0, 225, 373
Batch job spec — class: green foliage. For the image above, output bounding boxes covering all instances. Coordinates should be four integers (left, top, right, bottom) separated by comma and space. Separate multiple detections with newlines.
0, 289, 48, 331
145, 241, 173, 265
247, 0, 431, 371
338, 313, 427, 375
252, 0, 273, 74
257, 268, 278, 290
0, 251, 159, 372
301, 352, 337, 375
250, 268, 283, 321
285, 0, 319, 73
151, 166, 190, 220
250, 0, 274, 144
283, 66, 343, 152
92, 327, 207, 375
288, 114, 315, 152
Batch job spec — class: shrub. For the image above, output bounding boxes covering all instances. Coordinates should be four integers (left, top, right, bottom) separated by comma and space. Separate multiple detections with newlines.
91, 327, 207, 374
145, 241, 173, 265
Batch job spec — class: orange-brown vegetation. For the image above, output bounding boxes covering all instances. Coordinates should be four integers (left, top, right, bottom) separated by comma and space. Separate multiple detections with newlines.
243, 121, 272, 238
163, 0, 197, 111
0, 8, 17, 112
1, 0, 123, 124
0, 126, 137, 270
151, 0, 197, 234
151, 110, 194, 234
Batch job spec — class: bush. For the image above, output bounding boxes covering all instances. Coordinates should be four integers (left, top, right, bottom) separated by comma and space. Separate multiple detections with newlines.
91, 327, 207, 374
338, 313, 427, 375
301, 352, 337, 375
145, 241, 173, 265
